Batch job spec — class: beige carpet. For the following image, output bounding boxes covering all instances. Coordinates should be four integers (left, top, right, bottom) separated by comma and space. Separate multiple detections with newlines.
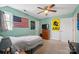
34, 39, 70, 54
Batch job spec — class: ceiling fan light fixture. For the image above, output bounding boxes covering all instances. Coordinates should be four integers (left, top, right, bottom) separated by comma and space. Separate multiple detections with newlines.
44, 10, 48, 14
37, 4, 56, 16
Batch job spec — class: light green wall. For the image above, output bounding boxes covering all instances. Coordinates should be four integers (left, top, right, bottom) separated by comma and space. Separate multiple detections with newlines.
0, 6, 40, 37
39, 18, 52, 30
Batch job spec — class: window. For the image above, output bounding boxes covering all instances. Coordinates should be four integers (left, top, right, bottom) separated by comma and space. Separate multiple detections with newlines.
3, 13, 13, 31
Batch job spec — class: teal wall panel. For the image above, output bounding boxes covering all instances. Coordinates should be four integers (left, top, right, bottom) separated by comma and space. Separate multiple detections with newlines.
0, 6, 40, 37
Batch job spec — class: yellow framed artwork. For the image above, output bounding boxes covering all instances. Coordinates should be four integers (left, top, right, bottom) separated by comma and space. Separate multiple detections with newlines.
52, 18, 60, 31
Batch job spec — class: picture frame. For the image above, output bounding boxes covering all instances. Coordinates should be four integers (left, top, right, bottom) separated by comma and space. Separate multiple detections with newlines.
30, 21, 35, 30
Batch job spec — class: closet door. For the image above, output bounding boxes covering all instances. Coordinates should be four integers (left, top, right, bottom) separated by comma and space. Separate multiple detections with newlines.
61, 18, 73, 42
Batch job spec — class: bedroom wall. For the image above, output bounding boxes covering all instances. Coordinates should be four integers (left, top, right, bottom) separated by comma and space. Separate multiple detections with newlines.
0, 6, 40, 37
39, 14, 74, 42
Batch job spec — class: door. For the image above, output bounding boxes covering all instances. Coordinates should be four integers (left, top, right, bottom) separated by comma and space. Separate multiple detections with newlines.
61, 18, 73, 42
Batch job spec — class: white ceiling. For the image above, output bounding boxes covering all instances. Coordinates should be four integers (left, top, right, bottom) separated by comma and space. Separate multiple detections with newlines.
0, 4, 78, 19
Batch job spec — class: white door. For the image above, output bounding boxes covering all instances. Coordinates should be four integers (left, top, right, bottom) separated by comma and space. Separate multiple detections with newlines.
61, 18, 73, 42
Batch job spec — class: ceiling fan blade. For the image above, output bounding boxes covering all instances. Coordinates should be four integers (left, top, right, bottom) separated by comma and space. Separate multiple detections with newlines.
37, 7, 44, 10
44, 6, 48, 9
49, 10, 56, 12
48, 4, 55, 8
37, 11, 44, 14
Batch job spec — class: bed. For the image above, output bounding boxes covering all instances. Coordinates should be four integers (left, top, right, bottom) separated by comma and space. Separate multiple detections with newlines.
9, 36, 43, 53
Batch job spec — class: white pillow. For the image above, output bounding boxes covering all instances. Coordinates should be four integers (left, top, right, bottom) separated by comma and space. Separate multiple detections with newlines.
0, 36, 3, 42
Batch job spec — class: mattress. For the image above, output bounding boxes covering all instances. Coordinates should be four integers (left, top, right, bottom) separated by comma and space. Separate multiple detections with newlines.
9, 36, 43, 51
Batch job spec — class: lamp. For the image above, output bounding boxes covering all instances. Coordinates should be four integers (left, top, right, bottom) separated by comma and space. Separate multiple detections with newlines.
0, 37, 12, 54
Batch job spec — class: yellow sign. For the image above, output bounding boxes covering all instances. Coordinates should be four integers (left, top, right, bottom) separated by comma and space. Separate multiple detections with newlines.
52, 18, 60, 31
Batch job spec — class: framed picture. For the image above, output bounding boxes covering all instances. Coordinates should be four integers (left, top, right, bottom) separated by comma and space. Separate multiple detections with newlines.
77, 13, 79, 30
30, 21, 35, 30
13, 16, 29, 28
52, 18, 60, 31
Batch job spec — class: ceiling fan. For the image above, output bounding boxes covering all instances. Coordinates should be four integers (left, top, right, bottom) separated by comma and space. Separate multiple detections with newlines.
37, 4, 57, 16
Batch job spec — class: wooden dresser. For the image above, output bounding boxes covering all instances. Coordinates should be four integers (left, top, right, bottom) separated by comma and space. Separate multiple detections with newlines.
42, 29, 49, 40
